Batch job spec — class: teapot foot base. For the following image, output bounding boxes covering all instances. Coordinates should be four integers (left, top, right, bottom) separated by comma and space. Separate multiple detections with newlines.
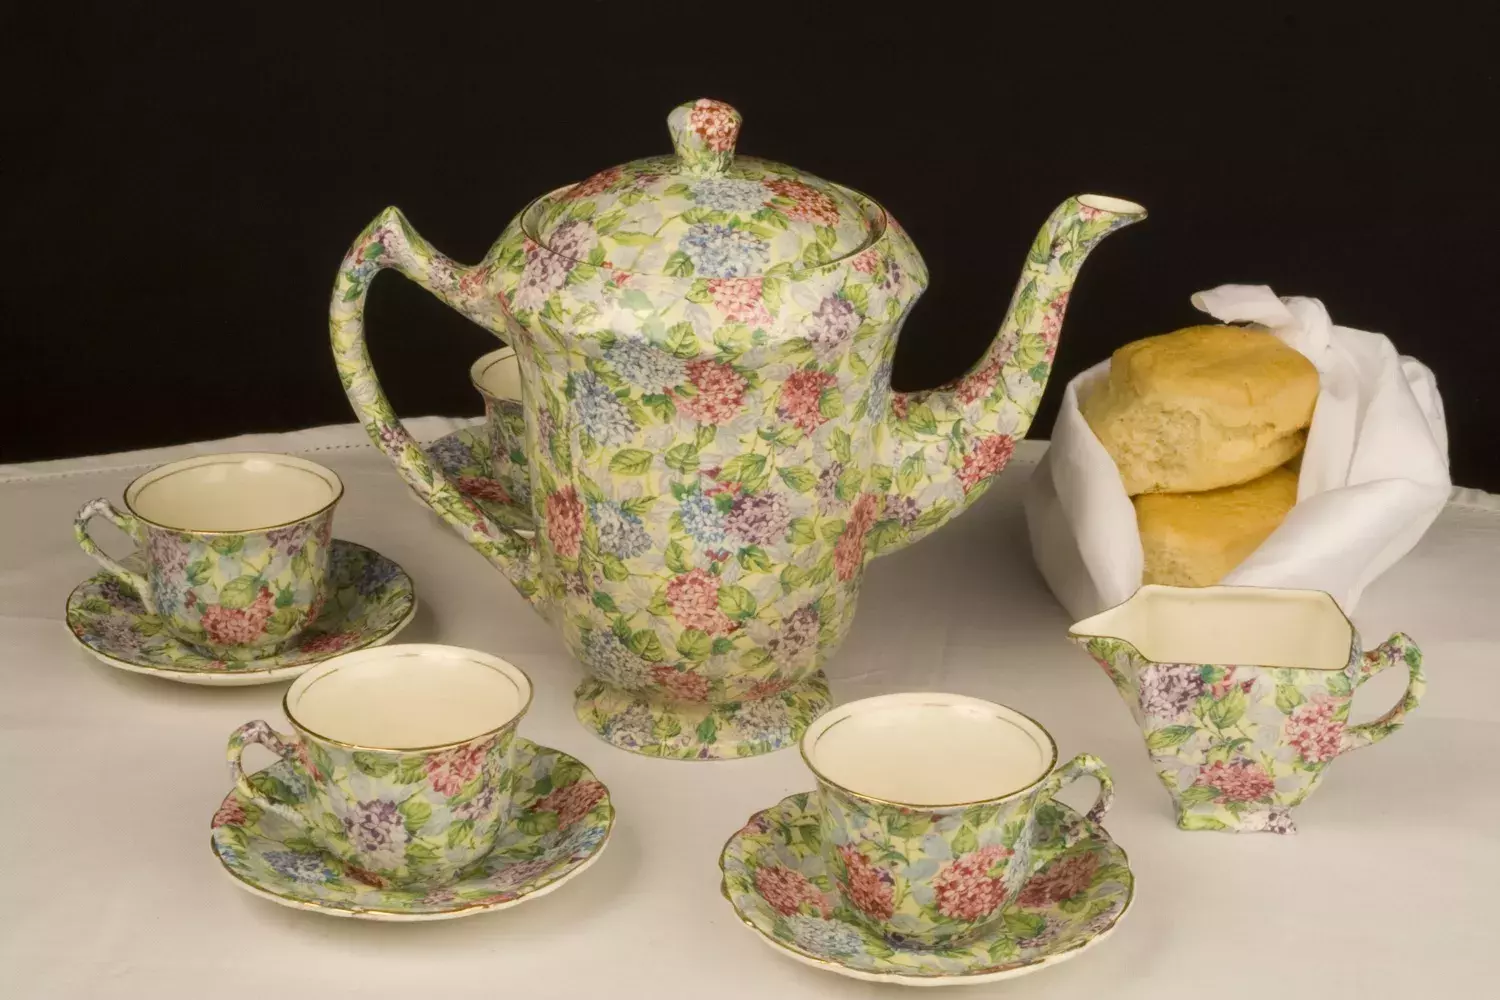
572, 672, 831, 760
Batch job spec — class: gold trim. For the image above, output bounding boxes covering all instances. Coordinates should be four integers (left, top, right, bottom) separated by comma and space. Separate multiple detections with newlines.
798, 699, 1061, 809
62, 543, 416, 680
122, 452, 345, 535
1066, 583, 1359, 672
281, 650, 536, 753
716, 794, 1135, 982
210, 741, 616, 919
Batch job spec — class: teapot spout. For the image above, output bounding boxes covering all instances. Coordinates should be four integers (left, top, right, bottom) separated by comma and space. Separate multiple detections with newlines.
874, 195, 1145, 552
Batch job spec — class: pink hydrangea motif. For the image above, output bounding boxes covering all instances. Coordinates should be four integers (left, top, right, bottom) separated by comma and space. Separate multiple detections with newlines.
763, 178, 840, 226
955, 359, 1001, 405
778, 369, 837, 433
1285, 697, 1345, 763
836, 844, 894, 920
651, 664, 712, 702
424, 741, 489, 797
690, 99, 740, 152
1078, 204, 1107, 222
851, 248, 881, 274
566, 165, 623, 200
298, 631, 357, 654
535, 779, 607, 829
200, 588, 275, 646
1017, 850, 1100, 908
675, 359, 747, 426
666, 568, 733, 635
294, 741, 324, 782
957, 434, 1016, 493
212, 798, 246, 829
834, 493, 879, 582
546, 487, 584, 559
708, 277, 770, 326
933, 844, 1012, 921
1194, 760, 1276, 803
1039, 290, 1069, 355
756, 864, 828, 917
458, 475, 513, 505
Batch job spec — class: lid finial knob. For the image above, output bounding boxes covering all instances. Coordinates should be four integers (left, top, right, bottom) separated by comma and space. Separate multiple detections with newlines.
668, 99, 741, 175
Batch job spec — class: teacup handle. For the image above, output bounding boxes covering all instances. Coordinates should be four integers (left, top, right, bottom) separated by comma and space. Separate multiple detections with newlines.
73, 498, 155, 614
227, 721, 306, 826
1004, 753, 1114, 900
1340, 632, 1426, 753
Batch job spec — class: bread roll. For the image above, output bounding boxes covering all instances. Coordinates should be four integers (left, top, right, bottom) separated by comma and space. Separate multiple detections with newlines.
1134, 466, 1299, 588
1082, 325, 1318, 495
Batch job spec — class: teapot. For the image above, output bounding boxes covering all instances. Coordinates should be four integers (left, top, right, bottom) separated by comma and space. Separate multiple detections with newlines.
330, 98, 1146, 759
1069, 585, 1424, 833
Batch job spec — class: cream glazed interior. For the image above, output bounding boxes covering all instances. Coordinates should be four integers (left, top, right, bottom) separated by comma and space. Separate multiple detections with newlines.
125, 452, 342, 532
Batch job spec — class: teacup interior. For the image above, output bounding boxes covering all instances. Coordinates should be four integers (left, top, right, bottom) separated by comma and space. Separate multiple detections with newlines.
1073, 585, 1352, 670
126, 453, 341, 532
802, 694, 1054, 805
472, 349, 522, 401
288, 645, 532, 750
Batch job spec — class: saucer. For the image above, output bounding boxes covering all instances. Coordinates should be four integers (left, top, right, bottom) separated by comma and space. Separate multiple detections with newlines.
65, 540, 416, 686
719, 792, 1133, 986
211, 738, 613, 921
424, 424, 535, 536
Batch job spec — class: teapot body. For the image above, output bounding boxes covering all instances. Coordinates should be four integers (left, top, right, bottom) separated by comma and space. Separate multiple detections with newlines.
481, 194, 929, 756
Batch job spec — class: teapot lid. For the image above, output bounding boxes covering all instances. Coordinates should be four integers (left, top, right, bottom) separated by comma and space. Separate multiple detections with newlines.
531, 99, 877, 278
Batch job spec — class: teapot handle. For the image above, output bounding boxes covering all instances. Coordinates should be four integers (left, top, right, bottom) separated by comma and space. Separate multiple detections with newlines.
329, 207, 538, 597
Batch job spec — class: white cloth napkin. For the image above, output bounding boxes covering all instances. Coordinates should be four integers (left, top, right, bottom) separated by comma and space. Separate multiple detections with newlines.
1024, 283, 1451, 619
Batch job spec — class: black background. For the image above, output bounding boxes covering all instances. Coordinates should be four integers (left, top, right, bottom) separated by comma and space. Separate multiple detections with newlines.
4, 4, 1497, 488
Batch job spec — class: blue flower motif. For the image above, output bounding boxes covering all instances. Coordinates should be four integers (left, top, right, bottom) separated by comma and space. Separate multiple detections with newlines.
358, 553, 401, 595
678, 224, 769, 278
689, 178, 770, 212
589, 499, 651, 559
678, 489, 727, 545
427, 433, 477, 473
263, 850, 336, 885
604, 340, 686, 394
602, 702, 655, 750
785, 914, 866, 957
569, 371, 636, 446
564, 822, 609, 856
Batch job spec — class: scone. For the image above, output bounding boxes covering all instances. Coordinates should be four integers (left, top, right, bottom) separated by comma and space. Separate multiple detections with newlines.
1134, 466, 1299, 588
1082, 325, 1318, 494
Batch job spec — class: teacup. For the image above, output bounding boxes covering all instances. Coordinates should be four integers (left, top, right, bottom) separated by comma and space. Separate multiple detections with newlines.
228, 643, 534, 887
801, 693, 1113, 948
1069, 585, 1426, 834
73, 452, 342, 658
470, 346, 530, 509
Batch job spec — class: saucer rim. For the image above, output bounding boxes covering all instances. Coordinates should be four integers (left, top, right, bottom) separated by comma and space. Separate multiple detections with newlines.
718, 792, 1135, 986
64, 539, 417, 686
210, 739, 616, 921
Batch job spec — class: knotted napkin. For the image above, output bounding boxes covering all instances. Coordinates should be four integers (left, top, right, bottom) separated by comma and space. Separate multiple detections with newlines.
1025, 283, 1451, 619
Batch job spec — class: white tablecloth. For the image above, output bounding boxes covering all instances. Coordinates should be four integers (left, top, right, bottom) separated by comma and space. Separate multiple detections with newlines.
3, 419, 1496, 998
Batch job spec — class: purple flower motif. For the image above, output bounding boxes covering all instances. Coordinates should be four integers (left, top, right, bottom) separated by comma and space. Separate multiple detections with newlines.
1137, 664, 1207, 720
146, 532, 190, 576
769, 605, 820, 668
342, 799, 411, 871
488, 856, 561, 892
726, 491, 792, 546
453, 786, 497, 823
882, 495, 921, 527
266, 523, 310, 551
816, 463, 844, 506
805, 295, 858, 362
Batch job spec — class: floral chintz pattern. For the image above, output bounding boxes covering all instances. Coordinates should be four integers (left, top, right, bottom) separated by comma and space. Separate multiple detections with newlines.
815, 754, 1112, 948
1079, 631, 1425, 833
425, 425, 536, 536
75, 497, 334, 658
328, 97, 1145, 757
65, 539, 415, 682
213, 740, 612, 918
720, 793, 1132, 982
228, 715, 525, 888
